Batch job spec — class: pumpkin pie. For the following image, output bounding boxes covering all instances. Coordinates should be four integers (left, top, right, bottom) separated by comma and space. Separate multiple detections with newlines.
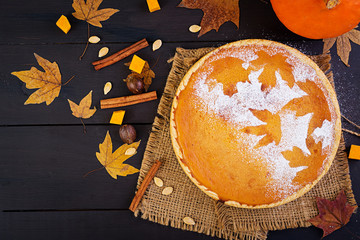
170, 39, 341, 208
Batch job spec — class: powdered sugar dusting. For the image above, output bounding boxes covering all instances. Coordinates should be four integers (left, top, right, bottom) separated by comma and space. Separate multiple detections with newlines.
278, 111, 313, 155
287, 56, 317, 83
188, 43, 337, 199
260, 141, 308, 197
242, 62, 250, 70
312, 120, 334, 151
195, 68, 308, 125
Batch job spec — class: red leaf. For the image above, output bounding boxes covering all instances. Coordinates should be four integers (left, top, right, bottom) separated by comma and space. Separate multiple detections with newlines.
309, 190, 357, 238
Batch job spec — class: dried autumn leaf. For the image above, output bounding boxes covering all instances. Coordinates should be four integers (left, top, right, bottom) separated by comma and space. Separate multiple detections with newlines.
323, 37, 336, 53
336, 34, 351, 67
178, 0, 239, 36
309, 190, 357, 238
323, 28, 360, 67
11, 53, 64, 105
72, 0, 119, 28
68, 90, 96, 119
96, 131, 140, 179
124, 61, 155, 91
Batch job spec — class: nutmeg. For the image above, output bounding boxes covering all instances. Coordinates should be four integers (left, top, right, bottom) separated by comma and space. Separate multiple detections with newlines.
124, 74, 145, 94
119, 124, 137, 144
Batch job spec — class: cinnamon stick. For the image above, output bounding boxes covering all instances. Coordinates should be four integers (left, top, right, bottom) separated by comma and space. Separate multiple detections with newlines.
100, 91, 157, 109
92, 38, 149, 70
129, 159, 162, 212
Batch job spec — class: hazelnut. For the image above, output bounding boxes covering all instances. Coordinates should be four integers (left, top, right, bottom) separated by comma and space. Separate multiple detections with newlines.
119, 124, 136, 144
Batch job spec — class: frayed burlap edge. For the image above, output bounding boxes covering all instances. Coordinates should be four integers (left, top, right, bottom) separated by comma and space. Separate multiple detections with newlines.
132, 47, 356, 239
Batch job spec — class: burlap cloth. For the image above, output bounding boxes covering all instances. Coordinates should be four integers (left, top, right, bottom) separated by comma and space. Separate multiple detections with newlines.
133, 47, 357, 240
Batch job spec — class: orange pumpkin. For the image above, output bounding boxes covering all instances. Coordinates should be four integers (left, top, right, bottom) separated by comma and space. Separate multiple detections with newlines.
270, 0, 360, 39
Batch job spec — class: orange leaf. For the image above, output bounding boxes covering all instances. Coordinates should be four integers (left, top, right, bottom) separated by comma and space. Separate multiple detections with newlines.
68, 90, 96, 119
96, 131, 140, 179
178, 0, 239, 37
72, 0, 119, 28
309, 190, 357, 238
11, 53, 62, 105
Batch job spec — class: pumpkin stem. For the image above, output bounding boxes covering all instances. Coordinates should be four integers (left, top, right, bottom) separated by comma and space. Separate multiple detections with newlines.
324, 0, 340, 9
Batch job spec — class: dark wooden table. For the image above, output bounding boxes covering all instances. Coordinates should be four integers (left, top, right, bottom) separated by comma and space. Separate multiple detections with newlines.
1, 0, 359, 239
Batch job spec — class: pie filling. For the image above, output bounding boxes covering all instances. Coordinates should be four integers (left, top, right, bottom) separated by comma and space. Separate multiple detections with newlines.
172, 41, 340, 206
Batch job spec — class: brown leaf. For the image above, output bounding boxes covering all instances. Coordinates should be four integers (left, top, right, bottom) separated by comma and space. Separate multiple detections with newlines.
72, 0, 119, 27
348, 29, 360, 45
11, 53, 62, 105
309, 190, 357, 238
96, 131, 140, 179
124, 61, 155, 91
323, 38, 336, 53
68, 90, 96, 119
178, 0, 239, 37
337, 34, 351, 67
323, 28, 360, 67
141, 61, 155, 91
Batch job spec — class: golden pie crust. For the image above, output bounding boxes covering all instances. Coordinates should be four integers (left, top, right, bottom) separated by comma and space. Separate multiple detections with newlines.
170, 39, 341, 208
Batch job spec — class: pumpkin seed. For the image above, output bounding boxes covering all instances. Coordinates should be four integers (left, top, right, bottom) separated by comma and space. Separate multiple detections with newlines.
183, 217, 195, 225
89, 36, 100, 43
162, 186, 173, 195
189, 25, 201, 33
125, 147, 136, 156
152, 39, 162, 51
98, 47, 109, 57
154, 177, 163, 187
103, 82, 112, 95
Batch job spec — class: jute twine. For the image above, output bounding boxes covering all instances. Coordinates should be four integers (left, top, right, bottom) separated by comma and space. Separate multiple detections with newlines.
133, 47, 356, 240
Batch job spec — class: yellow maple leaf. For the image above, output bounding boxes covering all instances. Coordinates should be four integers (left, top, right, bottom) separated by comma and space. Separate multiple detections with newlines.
68, 91, 96, 119
178, 0, 239, 36
11, 53, 63, 105
72, 0, 119, 28
96, 131, 140, 179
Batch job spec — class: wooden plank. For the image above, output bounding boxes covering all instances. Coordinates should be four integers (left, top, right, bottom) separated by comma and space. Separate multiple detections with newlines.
1, 210, 359, 240
0, 42, 171, 125
1, 211, 219, 240
0, 40, 342, 126
0, 125, 152, 210
0, 0, 306, 45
